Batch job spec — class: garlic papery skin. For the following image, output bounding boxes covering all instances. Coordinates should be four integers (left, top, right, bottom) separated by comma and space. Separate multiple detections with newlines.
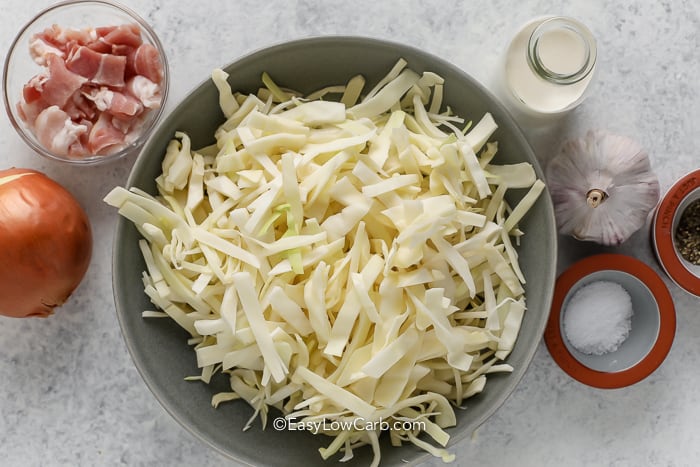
546, 129, 660, 246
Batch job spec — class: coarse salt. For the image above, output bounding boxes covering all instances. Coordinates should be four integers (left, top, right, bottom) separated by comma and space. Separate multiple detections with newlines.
563, 280, 633, 355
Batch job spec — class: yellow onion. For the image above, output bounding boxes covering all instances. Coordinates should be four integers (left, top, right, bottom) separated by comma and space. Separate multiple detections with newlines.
0, 168, 92, 317
546, 130, 660, 246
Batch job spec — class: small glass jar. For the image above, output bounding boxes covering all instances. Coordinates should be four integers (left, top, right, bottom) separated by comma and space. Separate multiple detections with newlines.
497, 16, 597, 121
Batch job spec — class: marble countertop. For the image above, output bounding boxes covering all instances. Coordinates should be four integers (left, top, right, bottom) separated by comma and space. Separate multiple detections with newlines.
1, 1, 699, 466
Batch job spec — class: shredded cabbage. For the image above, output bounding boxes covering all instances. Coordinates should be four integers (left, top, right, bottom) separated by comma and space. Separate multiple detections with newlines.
105, 59, 545, 466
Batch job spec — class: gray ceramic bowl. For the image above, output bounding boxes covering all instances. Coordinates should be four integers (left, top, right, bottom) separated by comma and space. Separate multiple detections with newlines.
560, 270, 660, 373
112, 36, 557, 466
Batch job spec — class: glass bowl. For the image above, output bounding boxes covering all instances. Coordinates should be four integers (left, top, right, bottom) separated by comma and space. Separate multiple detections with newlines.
2, 0, 169, 165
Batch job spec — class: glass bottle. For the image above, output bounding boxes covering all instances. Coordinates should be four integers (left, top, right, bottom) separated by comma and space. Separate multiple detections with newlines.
497, 16, 597, 121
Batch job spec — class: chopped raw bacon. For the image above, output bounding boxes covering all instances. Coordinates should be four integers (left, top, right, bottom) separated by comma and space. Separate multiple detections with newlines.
87, 24, 143, 55
18, 56, 86, 124
35, 24, 96, 51
125, 75, 161, 108
107, 91, 143, 117
111, 43, 135, 57
34, 105, 88, 156
82, 86, 143, 117
42, 54, 88, 107
85, 39, 112, 54
65, 46, 126, 87
22, 73, 47, 103
88, 112, 126, 154
112, 115, 135, 134
93, 55, 127, 87
29, 37, 65, 65
95, 26, 118, 37
75, 119, 93, 155
17, 22, 164, 158
132, 44, 163, 83
102, 24, 143, 48
64, 90, 97, 121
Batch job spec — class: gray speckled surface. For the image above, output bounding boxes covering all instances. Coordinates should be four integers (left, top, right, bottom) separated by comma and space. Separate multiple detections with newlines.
1, 1, 699, 466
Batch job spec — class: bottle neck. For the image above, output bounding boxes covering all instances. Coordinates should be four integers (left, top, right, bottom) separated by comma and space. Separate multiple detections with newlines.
527, 17, 597, 85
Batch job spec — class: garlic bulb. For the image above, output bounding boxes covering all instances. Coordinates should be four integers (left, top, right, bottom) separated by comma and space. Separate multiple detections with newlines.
546, 130, 660, 245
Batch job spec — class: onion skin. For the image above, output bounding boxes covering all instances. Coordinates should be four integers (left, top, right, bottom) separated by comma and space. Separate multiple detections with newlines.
0, 168, 92, 318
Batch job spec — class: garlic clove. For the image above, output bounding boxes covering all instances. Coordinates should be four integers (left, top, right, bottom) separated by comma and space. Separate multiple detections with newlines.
546, 130, 660, 246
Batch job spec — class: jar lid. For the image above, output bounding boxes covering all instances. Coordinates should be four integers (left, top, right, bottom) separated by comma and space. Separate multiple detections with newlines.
652, 169, 700, 296
544, 254, 676, 389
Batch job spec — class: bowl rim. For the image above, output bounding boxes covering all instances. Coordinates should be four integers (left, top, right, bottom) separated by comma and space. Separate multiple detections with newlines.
2, 0, 170, 166
113, 34, 557, 465
652, 169, 700, 296
544, 253, 676, 389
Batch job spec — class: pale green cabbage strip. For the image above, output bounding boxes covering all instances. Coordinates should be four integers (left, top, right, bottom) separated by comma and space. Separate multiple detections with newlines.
104, 60, 545, 466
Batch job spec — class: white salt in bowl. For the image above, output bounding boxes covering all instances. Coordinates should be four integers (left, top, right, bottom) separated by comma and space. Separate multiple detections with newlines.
544, 254, 676, 389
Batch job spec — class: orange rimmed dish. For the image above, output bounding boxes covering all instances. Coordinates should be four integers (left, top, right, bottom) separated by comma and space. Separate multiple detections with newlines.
544, 253, 675, 389
652, 169, 700, 296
